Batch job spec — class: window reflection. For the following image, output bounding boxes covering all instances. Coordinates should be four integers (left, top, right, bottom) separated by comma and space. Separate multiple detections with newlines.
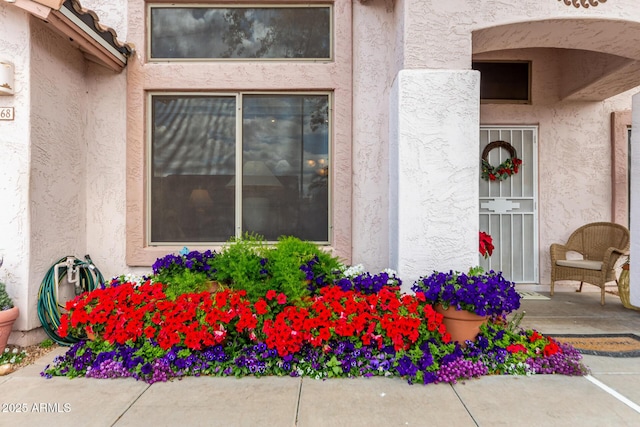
242, 95, 329, 241
150, 7, 331, 59
149, 94, 330, 244
151, 96, 236, 243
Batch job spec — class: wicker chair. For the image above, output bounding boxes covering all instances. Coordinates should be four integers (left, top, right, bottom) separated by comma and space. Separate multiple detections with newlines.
550, 222, 630, 305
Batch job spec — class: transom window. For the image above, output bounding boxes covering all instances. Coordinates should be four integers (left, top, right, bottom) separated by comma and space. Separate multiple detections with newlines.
148, 5, 332, 60
472, 61, 531, 104
148, 93, 331, 244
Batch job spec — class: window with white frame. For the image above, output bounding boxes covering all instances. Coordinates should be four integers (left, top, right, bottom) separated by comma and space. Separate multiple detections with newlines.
149, 93, 331, 244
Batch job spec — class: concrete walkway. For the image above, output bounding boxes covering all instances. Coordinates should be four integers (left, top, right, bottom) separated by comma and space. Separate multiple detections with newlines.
1, 290, 640, 426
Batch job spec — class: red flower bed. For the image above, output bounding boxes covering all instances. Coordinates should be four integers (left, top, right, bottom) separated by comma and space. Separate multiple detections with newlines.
59, 282, 451, 356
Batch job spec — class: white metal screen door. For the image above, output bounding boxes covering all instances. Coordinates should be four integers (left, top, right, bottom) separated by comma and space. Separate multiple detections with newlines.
479, 126, 538, 284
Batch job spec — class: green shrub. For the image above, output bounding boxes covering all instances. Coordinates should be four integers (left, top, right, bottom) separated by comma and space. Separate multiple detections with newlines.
207, 234, 342, 303
208, 233, 268, 301
264, 236, 342, 303
162, 269, 212, 301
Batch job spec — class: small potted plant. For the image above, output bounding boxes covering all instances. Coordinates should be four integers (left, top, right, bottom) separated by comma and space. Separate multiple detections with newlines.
0, 281, 19, 354
411, 267, 521, 345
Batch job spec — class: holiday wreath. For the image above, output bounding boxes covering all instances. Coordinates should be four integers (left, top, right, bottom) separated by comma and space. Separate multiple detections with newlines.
481, 140, 523, 181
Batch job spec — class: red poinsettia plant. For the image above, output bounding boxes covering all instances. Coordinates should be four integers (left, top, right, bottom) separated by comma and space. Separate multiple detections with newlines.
479, 231, 494, 258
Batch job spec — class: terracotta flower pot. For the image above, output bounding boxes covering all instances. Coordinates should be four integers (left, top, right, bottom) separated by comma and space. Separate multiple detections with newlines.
208, 281, 221, 293
435, 304, 486, 347
0, 306, 19, 353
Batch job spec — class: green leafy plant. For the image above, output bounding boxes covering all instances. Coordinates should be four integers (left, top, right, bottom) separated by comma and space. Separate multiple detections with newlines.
208, 233, 269, 301
0, 347, 25, 365
39, 339, 55, 349
0, 282, 14, 311
162, 269, 211, 301
264, 236, 342, 303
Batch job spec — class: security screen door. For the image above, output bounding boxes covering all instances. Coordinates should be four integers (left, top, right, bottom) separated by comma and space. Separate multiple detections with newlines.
479, 126, 538, 284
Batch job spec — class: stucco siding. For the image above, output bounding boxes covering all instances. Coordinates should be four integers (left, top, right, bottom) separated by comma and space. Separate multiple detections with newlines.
82, 0, 138, 280
0, 5, 31, 331
479, 48, 635, 284
6, 0, 640, 343
352, 2, 395, 272
28, 18, 88, 331
85, 63, 132, 280
390, 70, 480, 290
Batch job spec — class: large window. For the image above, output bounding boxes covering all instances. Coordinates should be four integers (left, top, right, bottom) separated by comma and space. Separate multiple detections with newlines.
128, 0, 351, 266
149, 93, 330, 244
149, 5, 332, 60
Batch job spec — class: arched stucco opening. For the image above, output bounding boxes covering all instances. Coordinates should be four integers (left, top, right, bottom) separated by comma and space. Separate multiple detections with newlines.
471, 18, 639, 295
473, 18, 640, 101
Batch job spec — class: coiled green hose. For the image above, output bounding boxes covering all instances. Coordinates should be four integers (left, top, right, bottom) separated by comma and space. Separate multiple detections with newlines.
37, 255, 104, 346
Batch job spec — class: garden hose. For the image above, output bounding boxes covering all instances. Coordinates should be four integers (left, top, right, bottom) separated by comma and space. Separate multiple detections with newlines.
37, 255, 105, 346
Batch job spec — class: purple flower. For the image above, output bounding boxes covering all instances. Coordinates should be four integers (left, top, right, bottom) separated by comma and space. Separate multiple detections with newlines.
412, 269, 521, 317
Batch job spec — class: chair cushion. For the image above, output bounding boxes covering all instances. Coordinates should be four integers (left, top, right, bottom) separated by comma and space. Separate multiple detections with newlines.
556, 259, 603, 271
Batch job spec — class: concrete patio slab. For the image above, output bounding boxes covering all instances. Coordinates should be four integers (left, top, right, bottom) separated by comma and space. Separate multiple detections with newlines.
590, 374, 640, 406
517, 291, 640, 336
453, 375, 640, 426
114, 376, 301, 427
582, 354, 640, 374
0, 376, 148, 426
0, 287, 639, 426
296, 377, 476, 427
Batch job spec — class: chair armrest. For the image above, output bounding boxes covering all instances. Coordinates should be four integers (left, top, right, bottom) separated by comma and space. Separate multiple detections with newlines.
602, 247, 630, 271
550, 243, 570, 263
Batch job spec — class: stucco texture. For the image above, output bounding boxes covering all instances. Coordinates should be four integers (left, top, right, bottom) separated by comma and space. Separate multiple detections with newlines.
5, 0, 640, 341
28, 17, 88, 332
93, 0, 640, 285
390, 70, 480, 290
478, 48, 634, 285
0, 6, 32, 331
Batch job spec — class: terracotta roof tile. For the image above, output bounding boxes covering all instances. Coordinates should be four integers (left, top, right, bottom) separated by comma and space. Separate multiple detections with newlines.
62, 0, 133, 58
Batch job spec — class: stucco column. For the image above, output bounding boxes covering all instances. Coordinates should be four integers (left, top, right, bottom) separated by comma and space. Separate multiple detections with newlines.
389, 69, 480, 292
0, 7, 31, 334
630, 93, 640, 306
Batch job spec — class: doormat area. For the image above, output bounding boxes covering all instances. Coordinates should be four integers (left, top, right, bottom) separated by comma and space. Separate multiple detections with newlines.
549, 334, 640, 357
518, 291, 550, 300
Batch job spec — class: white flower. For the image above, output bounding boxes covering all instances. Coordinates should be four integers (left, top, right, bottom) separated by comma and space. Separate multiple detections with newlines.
383, 268, 397, 276
112, 274, 147, 288
342, 264, 366, 278
383, 268, 399, 284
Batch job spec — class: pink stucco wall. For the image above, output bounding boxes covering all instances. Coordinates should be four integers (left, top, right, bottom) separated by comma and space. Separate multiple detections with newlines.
114, 0, 640, 282
4, 0, 640, 341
